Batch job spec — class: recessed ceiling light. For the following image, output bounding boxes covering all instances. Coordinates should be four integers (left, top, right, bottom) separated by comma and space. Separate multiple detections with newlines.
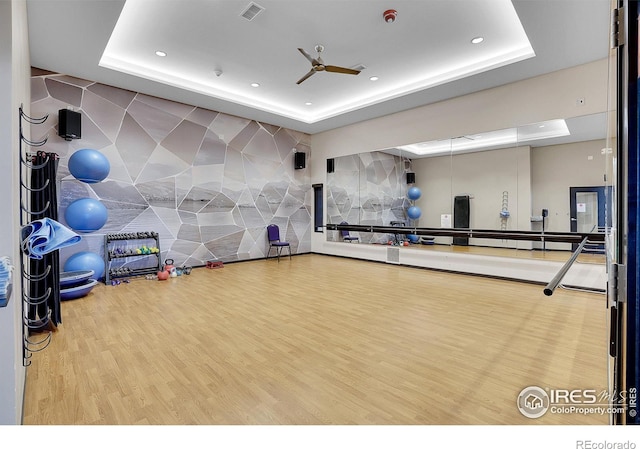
471, 37, 484, 44
250, 83, 260, 88
369, 76, 379, 81
305, 102, 312, 106
155, 50, 167, 57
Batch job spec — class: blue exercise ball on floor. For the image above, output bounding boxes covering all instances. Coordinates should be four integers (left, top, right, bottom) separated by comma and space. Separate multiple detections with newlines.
407, 186, 422, 201
64, 251, 104, 281
68, 149, 110, 183
407, 206, 422, 220
408, 234, 419, 243
64, 198, 108, 232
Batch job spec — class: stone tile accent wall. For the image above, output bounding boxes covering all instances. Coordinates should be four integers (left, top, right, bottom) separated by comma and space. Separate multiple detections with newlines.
31, 71, 312, 269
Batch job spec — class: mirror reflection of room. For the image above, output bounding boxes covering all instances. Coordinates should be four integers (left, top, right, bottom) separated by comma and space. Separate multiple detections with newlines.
326, 113, 608, 265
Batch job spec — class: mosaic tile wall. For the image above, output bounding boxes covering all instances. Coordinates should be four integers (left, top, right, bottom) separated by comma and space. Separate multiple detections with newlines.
326, 152, 409, 243
30, 70, 312, 271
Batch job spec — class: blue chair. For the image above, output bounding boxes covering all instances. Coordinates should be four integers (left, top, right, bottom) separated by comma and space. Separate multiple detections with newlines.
340, 221, 359, 243
267, 224, 291, 261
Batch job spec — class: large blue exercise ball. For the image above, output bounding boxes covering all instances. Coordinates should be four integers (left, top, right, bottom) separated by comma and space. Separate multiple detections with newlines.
68, 149, 110, 183
64, 251, 104, 281
407, 206, 422, 220
407, 186, 422, 201
64, 198, 108, 232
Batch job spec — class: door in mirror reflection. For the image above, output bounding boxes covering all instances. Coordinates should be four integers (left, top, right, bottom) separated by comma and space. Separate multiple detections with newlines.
569, 186, 611, 251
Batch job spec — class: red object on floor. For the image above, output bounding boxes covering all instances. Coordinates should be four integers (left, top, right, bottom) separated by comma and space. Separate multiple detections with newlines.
206, 261, 224, 269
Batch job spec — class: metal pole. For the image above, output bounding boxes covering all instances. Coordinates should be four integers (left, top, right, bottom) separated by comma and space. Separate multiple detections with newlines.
543, 236, 589, 296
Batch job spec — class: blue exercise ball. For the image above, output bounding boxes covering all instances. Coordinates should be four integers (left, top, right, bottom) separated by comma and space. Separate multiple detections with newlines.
407, 186, 422, 201
408, 234, 419, 243
407, 206, 422, 220
68, 149, 110, 183
65, 198, 108, 232
64, 251, 104, 281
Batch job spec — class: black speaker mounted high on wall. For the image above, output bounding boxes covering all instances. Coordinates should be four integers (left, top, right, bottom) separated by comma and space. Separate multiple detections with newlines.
327, 158, 335, 173
294, 152, 306, 169
58, 109, 81, 141
406, 172, 416, 184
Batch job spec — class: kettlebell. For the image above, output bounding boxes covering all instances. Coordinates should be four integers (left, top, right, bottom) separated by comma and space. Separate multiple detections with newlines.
164, 258, 175, 272
170, 267, 177, 278
157, 270, 169, 281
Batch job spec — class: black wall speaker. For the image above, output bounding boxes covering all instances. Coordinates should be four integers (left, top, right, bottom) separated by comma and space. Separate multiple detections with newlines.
327, 158, 335, 173
406, 172, 416, 184
58, 109, 81, 140
294, 152, 306, 169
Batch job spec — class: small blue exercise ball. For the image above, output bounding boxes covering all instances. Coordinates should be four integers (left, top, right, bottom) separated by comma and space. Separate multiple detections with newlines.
64, 198, 108, 232
407, 186, 422, 201
64, 251, 104, 280
408, 234, 419, 243
407, 206, 422, 220
68, 149, 110, 183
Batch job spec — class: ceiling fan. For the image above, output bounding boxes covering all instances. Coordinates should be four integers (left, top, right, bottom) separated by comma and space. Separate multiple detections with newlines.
296, 45, 361, 85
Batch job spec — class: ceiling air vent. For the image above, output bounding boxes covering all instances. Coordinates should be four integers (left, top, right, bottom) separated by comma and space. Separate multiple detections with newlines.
240, 2, 265, 21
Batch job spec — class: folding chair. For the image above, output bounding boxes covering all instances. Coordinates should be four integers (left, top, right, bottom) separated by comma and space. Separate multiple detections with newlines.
266, 224, 291, 261
339, 221, 359, 243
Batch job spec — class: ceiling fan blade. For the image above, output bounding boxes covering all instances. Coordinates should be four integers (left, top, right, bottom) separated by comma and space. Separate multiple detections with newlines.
325, 65, 361, 75
298, 48, 315, 64
296, 69, 316, 85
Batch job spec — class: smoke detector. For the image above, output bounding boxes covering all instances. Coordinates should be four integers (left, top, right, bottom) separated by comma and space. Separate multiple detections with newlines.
383, 9, 397, 23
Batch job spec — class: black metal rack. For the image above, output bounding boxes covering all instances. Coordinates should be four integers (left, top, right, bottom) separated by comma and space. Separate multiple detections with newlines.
18, 105, 57, 366
104, 232, 161, 283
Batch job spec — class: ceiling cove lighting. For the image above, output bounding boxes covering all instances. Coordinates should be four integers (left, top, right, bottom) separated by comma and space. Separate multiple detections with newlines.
397, 119, 570, 157
99, 0, 535, 124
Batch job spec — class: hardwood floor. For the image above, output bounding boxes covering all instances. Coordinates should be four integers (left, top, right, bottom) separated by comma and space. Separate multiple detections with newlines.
23, 254, 608, 425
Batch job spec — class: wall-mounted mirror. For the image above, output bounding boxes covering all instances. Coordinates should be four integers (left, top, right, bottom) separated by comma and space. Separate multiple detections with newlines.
325, 112, 609, 261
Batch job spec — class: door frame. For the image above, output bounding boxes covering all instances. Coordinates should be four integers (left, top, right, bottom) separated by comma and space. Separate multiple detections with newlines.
569, 186, 612, 251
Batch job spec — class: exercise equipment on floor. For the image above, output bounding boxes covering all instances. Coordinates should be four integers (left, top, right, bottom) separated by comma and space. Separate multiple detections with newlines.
104, 231, 161, 283
64, 251, 105, 281
59, 270, 97, 300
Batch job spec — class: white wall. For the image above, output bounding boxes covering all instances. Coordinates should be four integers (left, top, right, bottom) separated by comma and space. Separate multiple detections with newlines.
0, 0, 30, 425
531, 139, 607, 250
